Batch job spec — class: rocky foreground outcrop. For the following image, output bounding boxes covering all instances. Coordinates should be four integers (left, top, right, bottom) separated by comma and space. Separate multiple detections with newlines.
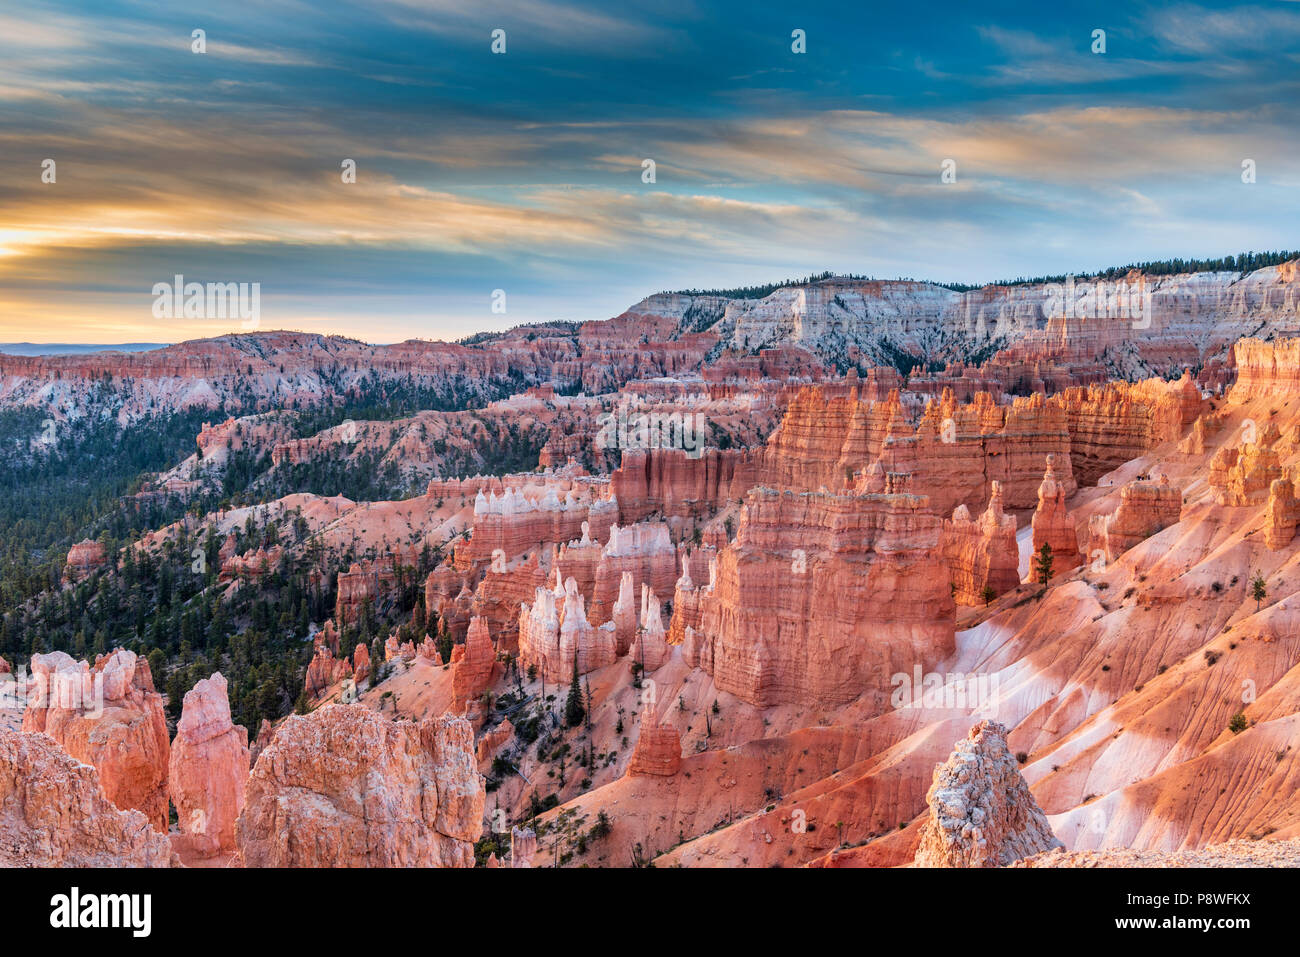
22, 649, 170, 832
914, 721, 1062, 867
0, 729, 173, 867
236, 705, 484, 867
169, 673, 249, 859
1015, 838, 1300, 868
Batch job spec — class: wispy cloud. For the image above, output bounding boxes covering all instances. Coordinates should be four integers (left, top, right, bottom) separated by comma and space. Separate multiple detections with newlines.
1, 0, 1297, 343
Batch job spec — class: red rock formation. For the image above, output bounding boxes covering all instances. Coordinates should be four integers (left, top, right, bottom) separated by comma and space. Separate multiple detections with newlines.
219, 544, 283, 582
476, 718, 514, 768
168, 672, 249, 859
1088, 476, 1183, 562
1230, 336, 1300, 400
335, 548, 418, 624
352, 641, 371, 684
22, 649, 170, 832
629, 584, 670, 671
939, 482, 1020, 605
1030, 454, 1080, 570
304, 642, 352, 699
218, 532, 238, 565
668, 553, 708, 648
249, 719, 274, 766
746, 386, 1077, 514
417, 635, 443, 666
518, 575, 618, 682
63, 539, 107, 583
913, 721, 1062, 867
611, 571, 638, 655
626, 705, 682, 777
588, 522, 677, 625
879, 391, 1076, 514
434, 581, 475, 644
469, 549, 548, 652
1048, 373, 1202, 484
742, 386, 907, 494
689, 487, 955, 708
908, 363, 1007, 403
384, 634, 416, 662
510, 825, 537, 868
452, 617, 496, 711
236, 705, 484, 867
0, 729, 173, 867
610, 447, 741, 525
1212, 442, 1283, 506
1264, 478, 1300, 549
1208, 444, 1239, 492
317, 619, 339, 654
455, 486, 615, 570
1179, 415, 1207, 455
554, 531, 602, 597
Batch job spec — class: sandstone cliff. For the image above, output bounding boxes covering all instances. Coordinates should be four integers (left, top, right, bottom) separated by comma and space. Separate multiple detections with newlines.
689, 487, 955, 708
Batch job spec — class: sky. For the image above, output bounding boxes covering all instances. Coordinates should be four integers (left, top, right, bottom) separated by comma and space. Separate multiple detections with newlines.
1, 0, 1298, 344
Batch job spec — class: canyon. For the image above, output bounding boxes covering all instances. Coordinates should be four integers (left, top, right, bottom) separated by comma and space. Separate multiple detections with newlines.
4, 261, 1300, 869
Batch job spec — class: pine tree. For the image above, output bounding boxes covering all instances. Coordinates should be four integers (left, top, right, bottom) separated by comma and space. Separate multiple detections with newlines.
1251, 573, 1267, 612
436, 621, 452, 664
583, 677, 593, 731
1034, 543, 1054, 585
564, 654, 585, 727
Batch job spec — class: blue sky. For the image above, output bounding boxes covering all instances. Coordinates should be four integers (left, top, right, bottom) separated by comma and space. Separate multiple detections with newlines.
1, 0, 1298, 342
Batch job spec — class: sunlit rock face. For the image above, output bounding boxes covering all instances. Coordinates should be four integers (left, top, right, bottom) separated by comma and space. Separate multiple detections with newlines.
940, 482, 1020, 605
169, 672, 249, 859
0, 729, 173, 867
689, 486, 956, 709
1031, 454, 1081, 570
914, 721, 1063, 868
21, 649, 170, 832
237, 706, 484, 868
